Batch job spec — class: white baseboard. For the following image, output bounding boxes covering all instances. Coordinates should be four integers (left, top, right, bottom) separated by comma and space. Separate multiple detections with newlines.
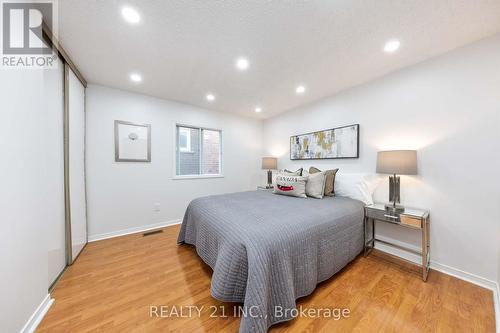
20, 294, 53, 333
88, 219, 182, 242
494, 282, 500, 333
374, 234, 499, 332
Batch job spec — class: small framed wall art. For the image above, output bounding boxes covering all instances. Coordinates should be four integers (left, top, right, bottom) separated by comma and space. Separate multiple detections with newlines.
290, 124, 359, 160
114, 120, 151, 162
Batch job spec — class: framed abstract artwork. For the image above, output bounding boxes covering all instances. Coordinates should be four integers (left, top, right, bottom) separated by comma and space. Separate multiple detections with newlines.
114, 120, 151, 162
290, 124, 359, 160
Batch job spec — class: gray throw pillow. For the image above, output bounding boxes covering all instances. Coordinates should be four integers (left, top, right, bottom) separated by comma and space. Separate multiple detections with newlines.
305, 171, 326, 199
309, 167, 339, 196
282, 168, 303, 176
273, 174, 308, 198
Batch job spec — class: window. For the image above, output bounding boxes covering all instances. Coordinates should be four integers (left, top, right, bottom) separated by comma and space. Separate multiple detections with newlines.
176, 125, 222, 177
178, 127, 191, 152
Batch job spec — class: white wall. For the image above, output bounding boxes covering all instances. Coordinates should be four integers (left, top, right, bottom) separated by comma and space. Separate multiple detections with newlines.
263, 35, 500, 283
86, 85, 263, 238
0, 68, 56, 331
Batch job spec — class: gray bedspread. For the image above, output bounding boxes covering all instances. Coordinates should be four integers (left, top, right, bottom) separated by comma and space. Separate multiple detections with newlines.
177, 190, 364, 333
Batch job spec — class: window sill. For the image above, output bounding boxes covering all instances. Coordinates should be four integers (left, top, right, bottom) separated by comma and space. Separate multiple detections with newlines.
172, 174, 224, 180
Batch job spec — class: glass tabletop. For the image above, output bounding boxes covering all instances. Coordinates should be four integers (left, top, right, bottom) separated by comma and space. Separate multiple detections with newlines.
366, 203, 429, 218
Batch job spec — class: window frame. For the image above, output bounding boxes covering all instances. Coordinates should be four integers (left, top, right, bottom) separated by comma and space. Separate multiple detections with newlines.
173, 123, 223, 179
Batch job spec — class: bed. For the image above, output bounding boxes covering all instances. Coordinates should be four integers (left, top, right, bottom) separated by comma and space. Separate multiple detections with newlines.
177, 190, 365, 333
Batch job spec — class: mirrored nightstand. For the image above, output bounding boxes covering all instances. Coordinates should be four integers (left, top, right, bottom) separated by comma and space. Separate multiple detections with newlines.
364, 203, 430, 281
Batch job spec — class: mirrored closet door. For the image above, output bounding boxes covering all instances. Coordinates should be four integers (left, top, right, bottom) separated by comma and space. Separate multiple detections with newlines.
43, 26, 88, 289
65, 64, 88, 264
46, 57, 67, 288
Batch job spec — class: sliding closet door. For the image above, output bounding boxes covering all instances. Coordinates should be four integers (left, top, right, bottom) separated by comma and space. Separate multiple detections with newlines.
45, 57, 67, 286
65, 64, 88, 263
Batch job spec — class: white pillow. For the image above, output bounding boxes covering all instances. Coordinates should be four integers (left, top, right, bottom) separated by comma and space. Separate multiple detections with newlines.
273, 174, 308, 198
334, 173, 382, 205
303, 170, 326, 199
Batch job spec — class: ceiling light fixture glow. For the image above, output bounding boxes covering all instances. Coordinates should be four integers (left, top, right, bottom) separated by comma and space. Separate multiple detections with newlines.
384, 40, 400, 53
122, 7, 140, 24
236, 58, 249, 71
206, 94, 215, 101
129, 73, 142, 82
255, 107, 262, 113
295, 85, 306, 94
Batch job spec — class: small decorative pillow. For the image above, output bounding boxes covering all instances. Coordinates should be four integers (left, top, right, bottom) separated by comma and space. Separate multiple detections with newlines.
310, 167, 339, 196
273, 174, 308, 198
281, 168, 303, 176
304, 171, 326, 199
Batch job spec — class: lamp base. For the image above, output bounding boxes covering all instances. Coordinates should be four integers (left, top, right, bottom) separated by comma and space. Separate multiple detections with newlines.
267, 169, 273, 188
385, 203, 405, 213
389, 175, 400, 204
386, 174, 404, 213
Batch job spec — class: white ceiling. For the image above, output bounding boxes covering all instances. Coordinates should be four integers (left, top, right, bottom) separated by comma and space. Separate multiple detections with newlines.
57, 0, 500, 119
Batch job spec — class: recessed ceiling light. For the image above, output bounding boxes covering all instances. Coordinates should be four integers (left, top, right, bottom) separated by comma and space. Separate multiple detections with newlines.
129, 73, 142, 83
384, 40, 400, 53
206, 94, 215, 101
236, 58, 249, 71
296, 85, 306, 94
255, 107, 262, 113
122, 7, 140, 24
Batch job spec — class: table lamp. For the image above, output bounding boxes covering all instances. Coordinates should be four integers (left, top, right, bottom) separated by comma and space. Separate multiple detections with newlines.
261, 157, 277, 189
376, 150, 417, 213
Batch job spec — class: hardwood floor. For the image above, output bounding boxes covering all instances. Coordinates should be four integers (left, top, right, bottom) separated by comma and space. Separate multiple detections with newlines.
37, 224, 496, 333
